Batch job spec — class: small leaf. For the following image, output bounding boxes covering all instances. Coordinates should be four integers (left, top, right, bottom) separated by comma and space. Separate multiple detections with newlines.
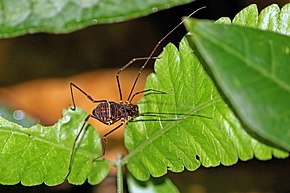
232, 4, 258, 27
0, 108, 109, 185
184, 3, 290, 151
216, 3, 289, 35
123, 37, 288, 181
127, 175, 180, 193
0, 0, 193, 38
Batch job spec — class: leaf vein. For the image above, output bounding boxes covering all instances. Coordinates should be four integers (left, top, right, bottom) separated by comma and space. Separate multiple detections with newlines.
0, 126, 96, 159
0, 131, 13, 157
200, 31, 290, 92
17, 138, 33, 180
123, 98, 221, 163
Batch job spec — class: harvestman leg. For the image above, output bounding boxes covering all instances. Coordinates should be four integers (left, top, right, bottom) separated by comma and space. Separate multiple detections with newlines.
129, 89, 168, 103
66, 116, 124, 179
70, 82, 108, 109
116, 7, 205, 102
95, 121, 125, 160
116, 57, 158, 102
65, 114, 93, 179
66, 83, 108, 179
67, 83, 127, 178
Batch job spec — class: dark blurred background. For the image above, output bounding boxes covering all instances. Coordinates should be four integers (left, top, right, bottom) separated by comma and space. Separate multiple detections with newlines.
0, 0, 289, 192
0, 0, 288, 86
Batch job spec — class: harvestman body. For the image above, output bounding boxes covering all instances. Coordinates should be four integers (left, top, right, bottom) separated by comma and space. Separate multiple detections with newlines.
66, 7, 206, 178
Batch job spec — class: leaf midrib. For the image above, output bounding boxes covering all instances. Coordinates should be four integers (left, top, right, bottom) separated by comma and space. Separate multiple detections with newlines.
0, 124, 97, 158
122, 97, 222, 164
198, 26, 290, 93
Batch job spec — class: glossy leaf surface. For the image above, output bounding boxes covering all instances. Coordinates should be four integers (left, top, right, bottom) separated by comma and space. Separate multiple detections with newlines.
0, 0, 192, 38
185, 3, 290, 151
0, 108, 109, 185
123, 37, 288, 181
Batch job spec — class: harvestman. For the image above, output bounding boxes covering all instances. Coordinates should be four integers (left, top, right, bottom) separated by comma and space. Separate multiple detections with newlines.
66, 7, 206, 178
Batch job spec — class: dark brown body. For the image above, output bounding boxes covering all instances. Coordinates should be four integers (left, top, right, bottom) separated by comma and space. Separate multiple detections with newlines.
92, 101, 139, 125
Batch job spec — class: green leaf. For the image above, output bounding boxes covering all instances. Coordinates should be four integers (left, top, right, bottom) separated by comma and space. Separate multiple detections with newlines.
0, 0, 192, 38
123, 37, 289, 181
232, 4, 259, 27
127, 175, 180, 193
217, 3, 290, 35
0, 108, 109, 185
184, 3, 290, 151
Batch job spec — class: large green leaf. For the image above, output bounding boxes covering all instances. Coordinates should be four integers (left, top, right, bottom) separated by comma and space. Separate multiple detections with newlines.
0, 108, 109, 185
0, 0, 192, 38
122, 37, 288, 181
184, 3, 290, 151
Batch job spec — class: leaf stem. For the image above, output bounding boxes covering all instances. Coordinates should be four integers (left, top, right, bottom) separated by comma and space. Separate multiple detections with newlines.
116, 154, 123, 193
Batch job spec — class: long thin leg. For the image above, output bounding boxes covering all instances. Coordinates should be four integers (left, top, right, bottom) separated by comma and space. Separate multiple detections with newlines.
94, 121, 124, 160
116, 57, 158, 102
70, 82, 108, 110
64, 114, 92, 180
138, 112, 212, 120
116, 7, 206, 102
131, 118, 183, 122
129, 89, 168, 103
131, 113, 211, 122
